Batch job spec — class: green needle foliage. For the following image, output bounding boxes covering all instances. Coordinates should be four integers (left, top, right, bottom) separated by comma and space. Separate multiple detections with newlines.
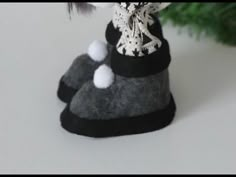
159, 3, 236, 46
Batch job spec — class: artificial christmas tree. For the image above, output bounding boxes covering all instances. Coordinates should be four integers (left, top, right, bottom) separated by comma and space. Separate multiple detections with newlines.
159, 3, 236, 46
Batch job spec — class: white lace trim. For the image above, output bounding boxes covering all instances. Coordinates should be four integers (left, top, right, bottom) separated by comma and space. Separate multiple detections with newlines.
112, 3, 170, 57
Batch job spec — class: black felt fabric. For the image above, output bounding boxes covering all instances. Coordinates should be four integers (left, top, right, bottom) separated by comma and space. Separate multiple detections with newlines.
57, 77, 78, 103
60, 94, 176, 138
111, 39, 171, 78
105, 21, 122, 46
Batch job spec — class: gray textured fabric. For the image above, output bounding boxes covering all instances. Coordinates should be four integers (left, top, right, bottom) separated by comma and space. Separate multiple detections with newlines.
70, 69, 171, 120
62, 44, 113, 89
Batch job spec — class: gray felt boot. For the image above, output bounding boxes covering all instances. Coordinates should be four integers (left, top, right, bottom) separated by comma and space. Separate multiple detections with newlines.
60, 3, 176, 137
60, 39, 176, 138
57, 17, 163, 103
57, 41, 113, 103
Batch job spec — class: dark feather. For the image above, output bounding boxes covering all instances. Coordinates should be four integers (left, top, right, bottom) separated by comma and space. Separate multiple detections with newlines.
67, 3, 96, 15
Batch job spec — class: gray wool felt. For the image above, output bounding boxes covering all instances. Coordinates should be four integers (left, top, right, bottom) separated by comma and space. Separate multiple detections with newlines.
70, 69, 171, 120
62, 44, 113, 89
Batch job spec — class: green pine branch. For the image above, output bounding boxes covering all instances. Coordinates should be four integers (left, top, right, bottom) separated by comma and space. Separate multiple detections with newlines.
159, 3, 236, 46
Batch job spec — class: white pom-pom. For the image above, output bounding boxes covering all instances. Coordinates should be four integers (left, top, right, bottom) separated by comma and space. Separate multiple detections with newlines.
88, 40, 108, 62
93, 65, 114, 89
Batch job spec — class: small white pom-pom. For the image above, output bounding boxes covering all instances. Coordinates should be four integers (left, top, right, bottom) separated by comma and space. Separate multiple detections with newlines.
88, 40, 108, 62
93, 65, 114, 89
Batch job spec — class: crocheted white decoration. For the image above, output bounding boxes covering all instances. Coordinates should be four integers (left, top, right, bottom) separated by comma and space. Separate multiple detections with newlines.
112, 3, 171, 57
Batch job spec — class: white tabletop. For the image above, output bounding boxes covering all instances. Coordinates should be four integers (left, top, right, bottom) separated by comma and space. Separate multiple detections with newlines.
1, 3, 236, 174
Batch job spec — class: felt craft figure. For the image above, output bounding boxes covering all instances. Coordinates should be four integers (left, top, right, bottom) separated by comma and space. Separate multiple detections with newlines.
58, 2, 176, 138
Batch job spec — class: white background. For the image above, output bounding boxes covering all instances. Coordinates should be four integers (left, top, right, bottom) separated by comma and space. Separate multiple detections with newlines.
1, 3, 236, 174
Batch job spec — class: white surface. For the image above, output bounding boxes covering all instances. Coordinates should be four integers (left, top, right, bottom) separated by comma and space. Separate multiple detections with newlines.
88, 3, 114, 8
1, 3, 236, 174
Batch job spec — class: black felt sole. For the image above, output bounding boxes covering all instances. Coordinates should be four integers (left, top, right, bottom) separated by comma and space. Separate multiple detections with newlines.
57, 77, 78, 104
60, 94, 176, 138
